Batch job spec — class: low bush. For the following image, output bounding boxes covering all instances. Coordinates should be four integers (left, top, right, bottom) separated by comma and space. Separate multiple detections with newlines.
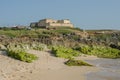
7, 49, 38, 63
65, 59, 92, 66
74, 44, 120, 59
52, 46, 80, 59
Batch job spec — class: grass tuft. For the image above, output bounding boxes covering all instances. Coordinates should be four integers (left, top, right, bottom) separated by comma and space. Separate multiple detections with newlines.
7, 49, 38, 63
65, 59, 92, 66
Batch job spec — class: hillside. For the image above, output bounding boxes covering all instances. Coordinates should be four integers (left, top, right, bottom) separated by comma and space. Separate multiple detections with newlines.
0, 27, 120, 47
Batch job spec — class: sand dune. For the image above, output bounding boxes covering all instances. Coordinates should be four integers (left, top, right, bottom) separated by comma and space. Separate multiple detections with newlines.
0, 50, 98, 80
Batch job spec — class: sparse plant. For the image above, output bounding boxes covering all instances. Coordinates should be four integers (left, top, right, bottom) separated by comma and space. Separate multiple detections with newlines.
65, 59, 92, 66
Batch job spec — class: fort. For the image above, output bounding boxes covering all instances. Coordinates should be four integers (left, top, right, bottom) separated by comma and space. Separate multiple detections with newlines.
30, 18, 74, 28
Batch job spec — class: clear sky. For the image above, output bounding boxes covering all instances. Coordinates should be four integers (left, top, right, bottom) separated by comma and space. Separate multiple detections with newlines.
0, 0, 120, 30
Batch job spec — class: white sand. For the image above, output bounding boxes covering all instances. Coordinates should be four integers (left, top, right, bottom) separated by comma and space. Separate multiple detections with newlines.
0, 50, 98, 80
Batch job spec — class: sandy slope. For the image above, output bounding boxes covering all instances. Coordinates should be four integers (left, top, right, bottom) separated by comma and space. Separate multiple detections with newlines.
0, 50, 98, 80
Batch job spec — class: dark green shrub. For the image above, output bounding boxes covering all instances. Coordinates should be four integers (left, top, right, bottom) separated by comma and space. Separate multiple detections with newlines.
65, 59, 92, 66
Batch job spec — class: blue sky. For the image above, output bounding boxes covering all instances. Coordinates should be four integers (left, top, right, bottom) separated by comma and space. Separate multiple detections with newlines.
0, 0, 120, 30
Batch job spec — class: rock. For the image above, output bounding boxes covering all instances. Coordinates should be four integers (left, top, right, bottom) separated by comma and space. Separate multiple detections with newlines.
0, 44, 7, 50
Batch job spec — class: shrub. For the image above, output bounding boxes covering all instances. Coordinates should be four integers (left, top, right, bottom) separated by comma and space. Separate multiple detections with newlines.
74, 44, 120, 59
52, 46, 80, 59
7, 49, 38, 63
65, 59, 92, 66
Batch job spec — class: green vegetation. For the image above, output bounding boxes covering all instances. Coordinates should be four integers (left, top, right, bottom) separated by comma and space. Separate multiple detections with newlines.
65, 59, 92, 66
7, 49, 38, 63
52, 46, 80, 59
0, 27, 82, 38
7, 43, 47, 51
74, 45, 120, 59
32, 43, 47, 51
0, 27, 120, 61
53, 29, 73, 35
94, 34, 112, 41
0, 29, 37, 38
5, 42, 47, 63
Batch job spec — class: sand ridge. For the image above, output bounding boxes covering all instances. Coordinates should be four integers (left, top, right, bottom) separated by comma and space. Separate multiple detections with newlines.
0, 50, 98, 80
